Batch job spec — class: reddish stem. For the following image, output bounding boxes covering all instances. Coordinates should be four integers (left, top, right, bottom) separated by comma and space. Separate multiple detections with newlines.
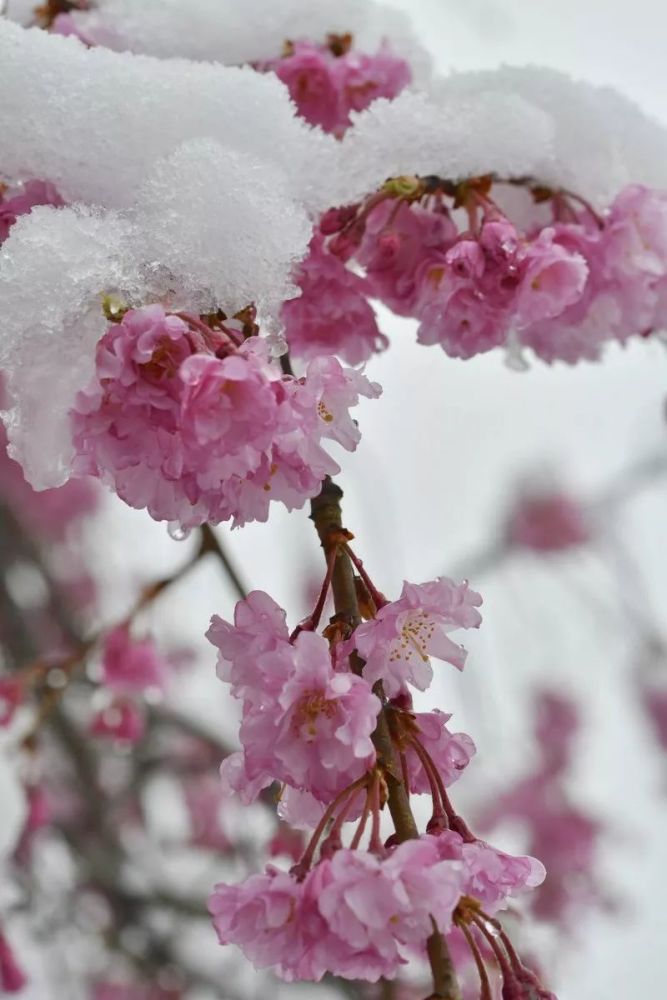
369, 770, 384, 854
289, 544, 338, 642
457, 922, 493, 1000
412, 734, 476, 842
407, 736, 447, 825
471, 915, 516, 989
483, 915, 526, 978
176, 311, 240, 353
559, 187, 605, 229
293, 774, 369, 877
344, 545, 387, 610
350, 782, 373, 851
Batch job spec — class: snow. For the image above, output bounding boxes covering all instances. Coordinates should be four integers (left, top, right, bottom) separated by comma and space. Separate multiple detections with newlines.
68, 0, 432, 84
0, 20, 334, 214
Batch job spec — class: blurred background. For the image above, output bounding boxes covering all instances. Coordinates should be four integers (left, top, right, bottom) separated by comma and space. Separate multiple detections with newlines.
2, 2, 667, 998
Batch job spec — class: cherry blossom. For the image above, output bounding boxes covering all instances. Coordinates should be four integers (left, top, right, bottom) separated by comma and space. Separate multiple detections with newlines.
210, 837, 464, 983
100, 625, 167, 694
212, 618, 380, 803
351, 578, 482, 696
403, 710, 476, 793
207, 589, 291, 705
505, 487, 591, 552
0, 178, 63, 244
0, 930, 26, 994
282, 232, 387, 364
258, 38, 411, 137
0, 676, 23, 728
70, 306, 380, 528
90, 697, 145, 745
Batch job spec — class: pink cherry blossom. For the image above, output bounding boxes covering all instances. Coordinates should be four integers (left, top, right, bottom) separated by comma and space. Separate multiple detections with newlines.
404, 710, 476, 793
51, 13, 95, 45
432, 831, 545, 914
314, 839, 464, 976
100, 625, 167, 694
269, 823, 305, 863
332, 43, 412, 120
505, 487, 590, 552
0, 676, 23, 728
476, 690, 606, 926
525, 803, 603, 924
277, 786, 328, 829
514, 228, 589, 326
0, 179, 63, 244
71, 306, 381, 528
227, 631, 379, 803
271, 631, 380, 799
70, 305, 197, 523
0, 415, 98, 542
282, 232, 387, 365
90, 697, 145, 744
534, 691, 580, 774
295, 354, 382, 453
207, 590, 290, 705
178, 345, 281, 480
0, 370, 99, 541
260, 39, 410, 136
269, 42, 342, 133
0, 930, 26, 994
209, 866, 328, 981
518, 188, 667, 364
219, 750, 274, 806
210, 839, 464, 983
351, 578, 482, 697
357, 200, 456, 316
416, 281, 508, 359
414, 215, 587, 359
183, 775, 231, 853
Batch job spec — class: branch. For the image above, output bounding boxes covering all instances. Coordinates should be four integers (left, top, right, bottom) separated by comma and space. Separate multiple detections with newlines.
309, 477, 460, 999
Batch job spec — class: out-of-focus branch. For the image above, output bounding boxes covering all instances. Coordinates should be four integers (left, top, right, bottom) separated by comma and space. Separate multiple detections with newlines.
200, 522, 248, 600
446, 450, 667, 581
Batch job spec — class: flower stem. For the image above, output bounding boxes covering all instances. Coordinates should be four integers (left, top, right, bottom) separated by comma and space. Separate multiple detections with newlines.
457, 922, 493, 1000
344, 543, 387, 609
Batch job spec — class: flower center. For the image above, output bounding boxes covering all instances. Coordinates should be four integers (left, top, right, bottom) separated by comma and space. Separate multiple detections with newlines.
388, 610, 434, 663
317, 400, 334, 423
292, 690, 337, 740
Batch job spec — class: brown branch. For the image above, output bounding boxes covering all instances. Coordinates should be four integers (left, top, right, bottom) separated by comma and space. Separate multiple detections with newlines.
310, 477, 459, 998
200, 523, 248, 601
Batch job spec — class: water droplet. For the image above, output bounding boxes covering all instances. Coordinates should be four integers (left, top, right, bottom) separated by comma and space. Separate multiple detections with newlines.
167, 521, 191, 542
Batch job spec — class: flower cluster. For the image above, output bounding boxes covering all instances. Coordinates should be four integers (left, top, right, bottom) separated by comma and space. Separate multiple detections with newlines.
207, 546, 553, 994
70, 305, 380, 528
282, 232, 387, 364
207, 591, 381, 806
257, 36, 411, 137
294, 179, 667, 365
210, 829, 541, 983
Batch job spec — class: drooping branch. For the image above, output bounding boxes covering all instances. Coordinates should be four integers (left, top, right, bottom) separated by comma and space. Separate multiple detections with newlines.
309, 476, 461, 999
